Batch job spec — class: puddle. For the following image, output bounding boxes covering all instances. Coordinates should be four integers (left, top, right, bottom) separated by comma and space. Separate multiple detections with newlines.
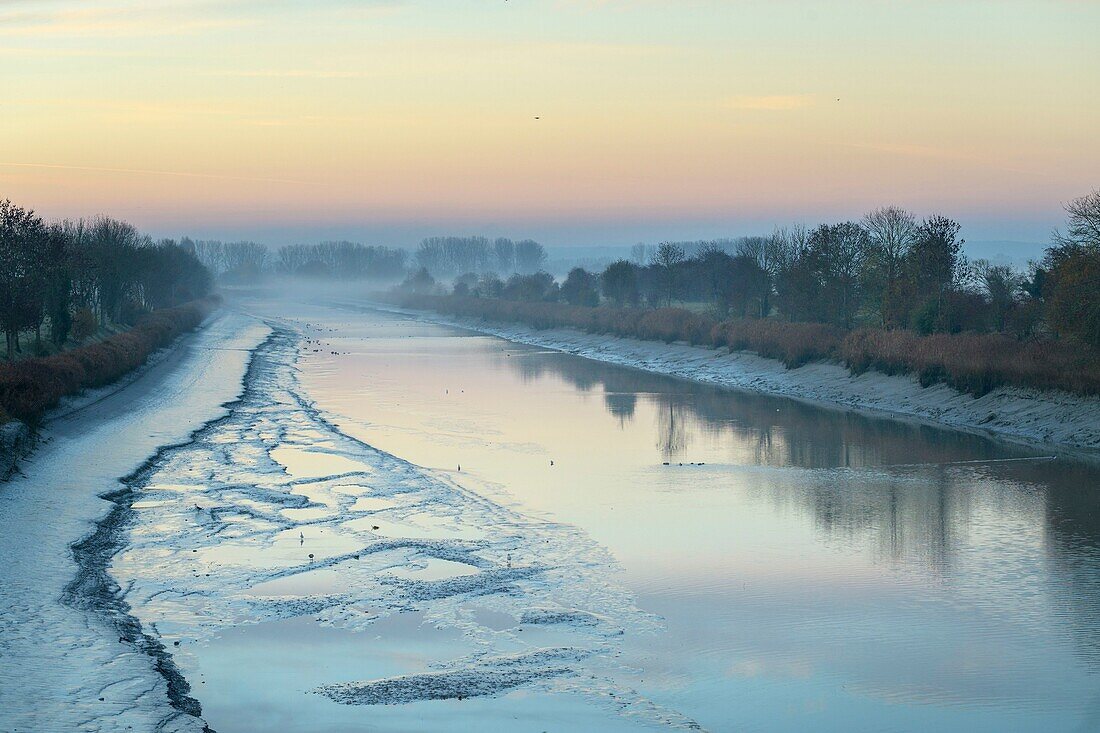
383, 558, 482, 582
271, 446, 376, 479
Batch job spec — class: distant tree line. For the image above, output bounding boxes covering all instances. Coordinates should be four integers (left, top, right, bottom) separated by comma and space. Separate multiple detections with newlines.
0, 200, 212, 360
187, 240, 408, 281
274, 242, 407, 279
414, 237, 547, 278
182, 235, 551, 284
411, 192, 1100, 349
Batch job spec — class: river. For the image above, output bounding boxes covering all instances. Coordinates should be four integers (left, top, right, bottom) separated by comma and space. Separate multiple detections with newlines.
108, 295, 1100, 732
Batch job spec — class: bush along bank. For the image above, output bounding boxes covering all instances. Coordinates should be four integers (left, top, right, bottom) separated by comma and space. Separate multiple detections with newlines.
0, 297, 220, 426
389, 294, 1100, 398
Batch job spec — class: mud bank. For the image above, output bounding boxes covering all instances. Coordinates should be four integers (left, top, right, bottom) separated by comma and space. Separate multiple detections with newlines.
105, 322, 698, 731
0, 311, 269, 733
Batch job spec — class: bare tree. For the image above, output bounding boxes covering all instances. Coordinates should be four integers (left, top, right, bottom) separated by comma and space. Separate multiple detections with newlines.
653, 242, 686, 306
493, 238, 515, 274
862, 207, 918, 326
1053, 188, 1100, 250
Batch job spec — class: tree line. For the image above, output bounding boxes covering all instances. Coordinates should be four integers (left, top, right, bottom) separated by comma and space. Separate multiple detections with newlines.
184, 236, 550, 283
413, 237, 548, 277
412, 192, 1099, 349
1, 200, 212, 360
186, 239, 409, 281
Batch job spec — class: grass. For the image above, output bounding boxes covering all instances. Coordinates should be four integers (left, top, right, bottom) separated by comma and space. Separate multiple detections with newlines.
391, 293, 1100, 397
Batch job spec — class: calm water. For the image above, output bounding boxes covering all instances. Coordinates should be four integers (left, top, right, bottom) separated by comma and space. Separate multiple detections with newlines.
128, 297, 1100, 732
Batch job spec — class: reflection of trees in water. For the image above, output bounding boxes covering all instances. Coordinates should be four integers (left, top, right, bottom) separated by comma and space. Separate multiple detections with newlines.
496, 347, 1032, 469
794, 467, 966, 573
492, 346, 1100, 667
603, 392, 637, 426
656, 402, 690, 459
1031, 460, 1100, 668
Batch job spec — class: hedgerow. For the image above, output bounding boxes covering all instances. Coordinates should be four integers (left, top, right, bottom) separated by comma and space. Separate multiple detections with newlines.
0, 297, 219, 423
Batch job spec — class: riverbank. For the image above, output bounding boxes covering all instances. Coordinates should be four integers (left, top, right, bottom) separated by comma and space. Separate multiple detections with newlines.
1, 297, 221, 425
0, 310, 269, 732
0, 298, 223, 478
367, 301, 1100, 451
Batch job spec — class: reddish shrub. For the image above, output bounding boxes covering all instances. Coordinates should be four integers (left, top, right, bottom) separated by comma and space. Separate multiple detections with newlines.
711, 319, 843, 367
841, 328, 1100, 396
0, 297, 218, 423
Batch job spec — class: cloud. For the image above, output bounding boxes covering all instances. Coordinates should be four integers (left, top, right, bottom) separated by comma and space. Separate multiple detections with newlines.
724, 94, 814, 111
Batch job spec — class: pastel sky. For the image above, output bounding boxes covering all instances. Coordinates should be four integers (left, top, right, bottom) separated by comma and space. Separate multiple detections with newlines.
2, 0, 1098, 247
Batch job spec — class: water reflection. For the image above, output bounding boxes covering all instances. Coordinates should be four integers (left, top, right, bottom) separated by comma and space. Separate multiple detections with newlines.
603, 392, 637, 427
495, 348, 1100, 671
497, 350, 1042, 469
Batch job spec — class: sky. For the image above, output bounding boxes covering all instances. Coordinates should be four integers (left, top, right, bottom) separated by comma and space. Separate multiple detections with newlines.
2, 0, 1098, 249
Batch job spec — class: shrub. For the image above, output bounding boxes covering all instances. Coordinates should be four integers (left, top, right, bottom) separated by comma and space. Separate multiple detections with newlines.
842, 328, 1100, 397
0, 297, 218, 423
711, 319, 843, 367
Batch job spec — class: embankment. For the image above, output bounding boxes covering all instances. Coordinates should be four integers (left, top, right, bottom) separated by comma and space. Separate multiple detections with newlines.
0, 297, 220, 426
0, 297, 222, 477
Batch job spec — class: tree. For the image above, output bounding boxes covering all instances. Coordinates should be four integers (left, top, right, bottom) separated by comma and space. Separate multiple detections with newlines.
694, 244, 735, 312
416, 237, 492, 276
0, 200, 48, 358
561, 268, 600, 306
1046, 249, 1100, 347
43, 223, 75, 345
974, 260, 1020, 332
474, 273, 504, 298
502, 272, 557, 302
221, 241, 269, 281
725, 254, 768, 318
89, 217, 143, 326
1043, 190, 1100, 347
862, 207, 917, 326
1052, 188, 1100, 250
736, 235, 790, 317
908, 216, 963, 295
493, 238, 516, 274
795, 222, 870, 328
601, 260, 639, 306
904, 215, 964, 332
138, 241, 212, 309
653, 242, 686, 306
400, 267, 437, 294
514, 240, 547, 274
452, 272, 479, 296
